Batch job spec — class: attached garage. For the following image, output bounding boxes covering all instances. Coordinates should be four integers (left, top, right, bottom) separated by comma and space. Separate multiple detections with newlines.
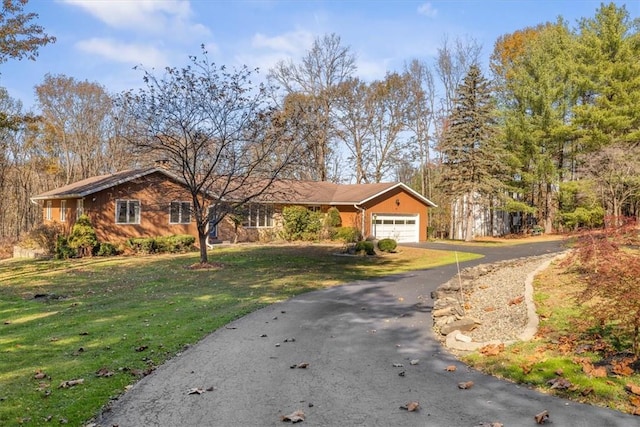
372, 214, 419, 243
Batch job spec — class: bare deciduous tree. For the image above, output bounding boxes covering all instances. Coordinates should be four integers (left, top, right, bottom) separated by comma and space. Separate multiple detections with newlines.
269, 33, 356, 181
120, 49, 300, 263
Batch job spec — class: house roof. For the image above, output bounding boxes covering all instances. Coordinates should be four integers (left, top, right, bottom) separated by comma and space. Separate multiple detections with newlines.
30, 167, 182, 201
31, 168, 437, 207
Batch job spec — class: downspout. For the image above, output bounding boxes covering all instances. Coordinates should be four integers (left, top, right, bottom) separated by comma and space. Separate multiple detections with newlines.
354, 204, 365, 238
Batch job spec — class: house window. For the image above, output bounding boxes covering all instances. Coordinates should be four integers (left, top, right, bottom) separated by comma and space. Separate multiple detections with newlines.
243, 204, 273, 228
45, 201, 52, 221
76, 199, 84, 219
116, 200, 140, 224
60, 200, 67, 222
170, 201, 191, 224
307, 205, 321, 212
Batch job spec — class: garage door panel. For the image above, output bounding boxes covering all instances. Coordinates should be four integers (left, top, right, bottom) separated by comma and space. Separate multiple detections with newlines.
372, 214, 419, 243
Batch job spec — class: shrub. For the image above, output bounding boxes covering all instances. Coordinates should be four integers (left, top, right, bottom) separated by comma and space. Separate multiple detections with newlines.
23, 223, 62, 254
378, 238, 397, 252
156, 235, 196, 252
335, 226, 361, 243
126, 237, 158, 254
282, 206, 322, 241
354, 240, 375, 255
96, 242, 119, 256
127, 235, 196, 254
325, 207, 342, 228
68, 215, 98, 257
55, 236, 75, 259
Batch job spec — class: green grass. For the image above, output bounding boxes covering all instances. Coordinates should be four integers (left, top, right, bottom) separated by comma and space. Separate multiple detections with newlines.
0, 244, 481, 426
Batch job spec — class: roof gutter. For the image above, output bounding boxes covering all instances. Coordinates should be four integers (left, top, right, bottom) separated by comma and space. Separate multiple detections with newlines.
354, 203, 366, 238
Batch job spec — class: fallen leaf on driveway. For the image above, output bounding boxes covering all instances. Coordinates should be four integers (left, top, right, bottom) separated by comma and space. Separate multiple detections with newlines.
399, 401, 420, 412
458, 381, 474, 390
445, 365, 457, 372
290, 362, 309, 369
392, 363, 404, 368
547, 377, 571, 390
534, 410, 549, 424
410, 359, 419, 365
187, 388, 205, 395
281, 410, 305, 423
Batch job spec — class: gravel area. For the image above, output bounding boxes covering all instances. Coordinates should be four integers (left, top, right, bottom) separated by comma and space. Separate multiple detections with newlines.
463, 254, 557, 343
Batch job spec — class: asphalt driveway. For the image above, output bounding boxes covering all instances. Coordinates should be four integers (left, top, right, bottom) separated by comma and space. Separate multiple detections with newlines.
97, 240, 640, 426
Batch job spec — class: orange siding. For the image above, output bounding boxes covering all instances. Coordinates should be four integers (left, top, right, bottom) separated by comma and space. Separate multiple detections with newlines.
361, 187, 428, 241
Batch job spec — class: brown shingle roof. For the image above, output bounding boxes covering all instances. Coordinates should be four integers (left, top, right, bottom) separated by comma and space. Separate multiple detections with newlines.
30, 168, 173, 200
31, 168, 437, 207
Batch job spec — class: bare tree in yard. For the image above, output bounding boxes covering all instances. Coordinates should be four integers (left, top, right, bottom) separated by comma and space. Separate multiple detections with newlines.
333, 77, 373, 183
367, 72, 412, 183
120, 49, 300, 264
269, 33, 356, 181
404, 59, 437, 199
35, 74, 116, 185
579, 143, 640, 225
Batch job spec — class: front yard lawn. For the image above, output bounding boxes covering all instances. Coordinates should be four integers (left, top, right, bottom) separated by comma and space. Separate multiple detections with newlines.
0, 244, 481, 426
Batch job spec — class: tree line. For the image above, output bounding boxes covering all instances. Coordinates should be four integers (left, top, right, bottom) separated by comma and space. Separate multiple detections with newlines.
0, 2, 638, 250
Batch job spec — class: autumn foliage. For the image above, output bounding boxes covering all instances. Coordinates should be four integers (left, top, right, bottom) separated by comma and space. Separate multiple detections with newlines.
565, 219, 640, 354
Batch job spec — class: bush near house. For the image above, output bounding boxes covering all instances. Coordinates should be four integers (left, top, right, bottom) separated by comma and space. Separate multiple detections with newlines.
335, 226, 361, 244
68, 215, 99, 257
282, 206, 323, 241
377, 238, 397, 252
126, 235, 196, 254
354, 240, 375, 255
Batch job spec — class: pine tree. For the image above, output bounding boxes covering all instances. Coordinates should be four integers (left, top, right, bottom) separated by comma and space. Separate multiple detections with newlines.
438, 65, 507, 240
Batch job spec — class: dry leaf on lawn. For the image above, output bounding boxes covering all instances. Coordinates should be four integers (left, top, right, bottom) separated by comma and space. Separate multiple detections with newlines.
58, 379, 84, 388
400, 401, 420, 412
34, 370, 49, 380
612, 359, 634, 377
479, 343, 504, 356
625, 383, 640, 396
581, 360, 607, 378
281, 410, 305, 423
95, 368, 114, 377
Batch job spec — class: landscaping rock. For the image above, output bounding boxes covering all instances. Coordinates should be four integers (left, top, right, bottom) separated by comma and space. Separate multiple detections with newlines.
440, 317, 478, 335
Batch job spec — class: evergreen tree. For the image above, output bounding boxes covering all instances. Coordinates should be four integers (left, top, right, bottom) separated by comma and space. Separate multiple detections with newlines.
438, 65, 507, 241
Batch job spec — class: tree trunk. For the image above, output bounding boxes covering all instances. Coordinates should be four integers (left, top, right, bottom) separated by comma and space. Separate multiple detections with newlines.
198, 233, 208, 264
464, 194, 474, 242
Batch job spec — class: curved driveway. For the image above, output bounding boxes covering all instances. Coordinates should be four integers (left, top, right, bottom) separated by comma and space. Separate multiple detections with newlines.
98, 241, 639, 426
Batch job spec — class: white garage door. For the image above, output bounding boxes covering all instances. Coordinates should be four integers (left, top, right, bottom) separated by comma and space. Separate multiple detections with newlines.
372, 214, 419, 243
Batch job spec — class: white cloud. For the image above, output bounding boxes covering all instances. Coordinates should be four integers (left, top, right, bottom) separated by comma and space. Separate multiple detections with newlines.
60, 0, 210, 40
251, 30, 314, 56
75, 38, 170, 69
417, 2, 438, 18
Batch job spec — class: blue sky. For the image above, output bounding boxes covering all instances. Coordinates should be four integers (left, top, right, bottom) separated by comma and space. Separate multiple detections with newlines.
1, 0, 636, 111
